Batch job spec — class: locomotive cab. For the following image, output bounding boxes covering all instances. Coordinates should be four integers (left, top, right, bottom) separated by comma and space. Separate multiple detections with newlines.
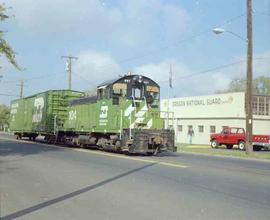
97, 74, 160, 108
95, 74, 175, 154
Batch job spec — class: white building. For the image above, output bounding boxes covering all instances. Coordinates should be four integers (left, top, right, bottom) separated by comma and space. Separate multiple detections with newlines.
161, 92, 270, 145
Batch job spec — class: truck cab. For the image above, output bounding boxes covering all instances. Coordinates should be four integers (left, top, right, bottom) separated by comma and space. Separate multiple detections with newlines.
210, 127, 270, 151
210, 127, 245, 149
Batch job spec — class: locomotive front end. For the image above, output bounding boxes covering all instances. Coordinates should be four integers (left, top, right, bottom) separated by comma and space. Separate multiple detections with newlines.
129, 128, 176, 154
114, 75, 176, 154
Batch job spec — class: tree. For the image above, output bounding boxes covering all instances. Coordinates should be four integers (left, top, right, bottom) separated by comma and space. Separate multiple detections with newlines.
216, 76, 270, 95
0, 104, 10, 131
0, 3, 20, 70
253, 76, 270, 95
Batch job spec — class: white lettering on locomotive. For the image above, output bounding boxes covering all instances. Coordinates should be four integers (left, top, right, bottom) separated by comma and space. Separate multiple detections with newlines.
99, 106, 108, 119
99, 106, 108, 126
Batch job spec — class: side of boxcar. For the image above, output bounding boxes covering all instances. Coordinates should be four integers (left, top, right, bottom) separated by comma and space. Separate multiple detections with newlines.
9, 90, 84, 140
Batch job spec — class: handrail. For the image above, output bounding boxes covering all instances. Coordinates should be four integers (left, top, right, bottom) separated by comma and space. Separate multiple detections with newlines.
119, 109, 123, 140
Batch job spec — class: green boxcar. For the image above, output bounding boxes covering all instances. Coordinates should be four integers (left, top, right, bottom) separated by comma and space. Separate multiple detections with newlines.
10, 90, 84, 139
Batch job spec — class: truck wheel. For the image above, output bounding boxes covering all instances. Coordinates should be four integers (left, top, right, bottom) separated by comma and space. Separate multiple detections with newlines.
253, 145, 261, 151
226, 144, 233, 149
211, 140, 219, 148
238, 141, 245, 151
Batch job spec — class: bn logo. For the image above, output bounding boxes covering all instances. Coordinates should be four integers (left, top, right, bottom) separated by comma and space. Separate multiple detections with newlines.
99, 106, 108, 118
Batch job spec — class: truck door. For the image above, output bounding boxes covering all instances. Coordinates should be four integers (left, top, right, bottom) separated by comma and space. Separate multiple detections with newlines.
229, 128, 238, 144
221, 127, 230, 144
236, 128, 245, 142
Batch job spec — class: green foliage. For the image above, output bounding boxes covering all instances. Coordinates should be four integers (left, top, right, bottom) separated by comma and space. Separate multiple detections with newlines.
216, 76, 270, 95
0, 3, 20, 70
0, 104, 10, 130
253, 76, 270, 95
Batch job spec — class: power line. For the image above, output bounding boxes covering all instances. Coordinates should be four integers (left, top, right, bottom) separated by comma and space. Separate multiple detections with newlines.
253, 10, 270, 17
0, 13, 248, 88
72, 72, 96, 87
159, 60, 246, 84
0, 93, 19, 97
0, 72, 66, 84
79, 12, 246, 72
0, 12, 259, 92
16, 79, 27, 98
158, 56, 270, 84
26, 72, 66, 81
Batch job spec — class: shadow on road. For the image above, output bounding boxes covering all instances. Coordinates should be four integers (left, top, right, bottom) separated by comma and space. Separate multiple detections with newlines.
1, 162, 156, 220
0, 139, 61, 157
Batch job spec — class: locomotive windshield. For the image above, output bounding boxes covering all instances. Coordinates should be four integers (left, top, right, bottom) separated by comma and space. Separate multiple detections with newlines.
146, 85, 160, 108
131, 81, 145, 99
112, 83, 127, 97
97, 75, 160, 108
129, 79, 160, 108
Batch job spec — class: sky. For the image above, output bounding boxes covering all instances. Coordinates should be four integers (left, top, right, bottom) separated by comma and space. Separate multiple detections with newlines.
0, 0, 270, 105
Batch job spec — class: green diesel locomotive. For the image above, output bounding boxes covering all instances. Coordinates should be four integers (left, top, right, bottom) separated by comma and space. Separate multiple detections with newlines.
62, 75, 175, 154
10, 75, 176, 155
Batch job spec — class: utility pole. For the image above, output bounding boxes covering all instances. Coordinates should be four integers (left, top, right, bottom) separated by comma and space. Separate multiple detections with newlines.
167, 64, 172, 129
245, 0, 253, 154
61, 55, 78, 90
16, 80, 25, 98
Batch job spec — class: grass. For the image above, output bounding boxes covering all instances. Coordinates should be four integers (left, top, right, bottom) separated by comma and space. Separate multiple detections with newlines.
177, 144, 270, 160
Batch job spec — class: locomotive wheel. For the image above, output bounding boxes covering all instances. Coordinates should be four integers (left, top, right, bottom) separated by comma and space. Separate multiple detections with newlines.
97, 138, 106, 150
80, 144, 86, 148
153, 145, 160, 156
115, 140, 122, 152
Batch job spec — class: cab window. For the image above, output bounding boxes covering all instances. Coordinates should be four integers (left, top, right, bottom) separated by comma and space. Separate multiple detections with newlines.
131, 82, 144, 99
112, 83, 127, 97
222, 128, 229, 134
112, 83, 127, 105
98, 87, 110, 99
146, 86, 160, 108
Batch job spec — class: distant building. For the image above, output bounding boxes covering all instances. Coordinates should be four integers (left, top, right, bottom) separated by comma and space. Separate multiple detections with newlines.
161, 92, 270, 145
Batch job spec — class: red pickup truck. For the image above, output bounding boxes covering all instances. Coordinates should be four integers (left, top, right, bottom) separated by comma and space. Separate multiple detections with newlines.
210, 127, 270, 151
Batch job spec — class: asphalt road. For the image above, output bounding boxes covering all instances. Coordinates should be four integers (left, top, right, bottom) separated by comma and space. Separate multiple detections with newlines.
1, 134, 270, 220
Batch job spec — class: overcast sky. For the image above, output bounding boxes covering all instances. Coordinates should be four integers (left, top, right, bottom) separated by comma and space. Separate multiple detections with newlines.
0, 0, 269, 105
